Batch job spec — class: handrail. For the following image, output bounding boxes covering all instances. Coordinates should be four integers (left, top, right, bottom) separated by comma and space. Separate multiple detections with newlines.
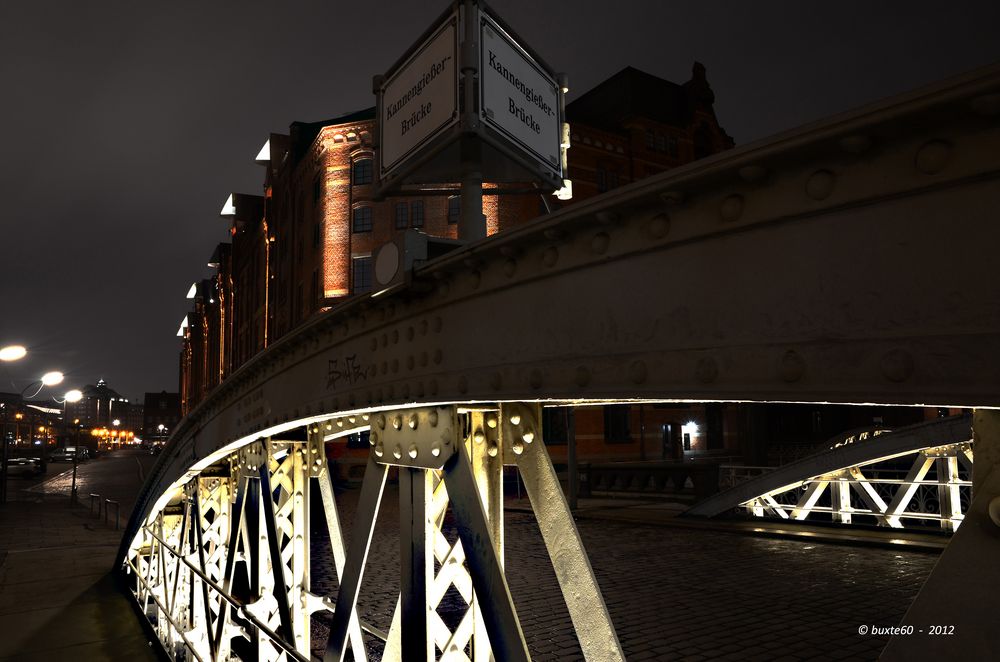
142, 526, 313, 662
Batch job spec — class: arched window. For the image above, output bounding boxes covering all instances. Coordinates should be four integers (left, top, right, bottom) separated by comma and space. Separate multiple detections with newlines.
352, 158, 373, 185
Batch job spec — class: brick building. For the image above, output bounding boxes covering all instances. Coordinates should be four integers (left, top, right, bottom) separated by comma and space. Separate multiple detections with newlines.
178, 63, 752, 467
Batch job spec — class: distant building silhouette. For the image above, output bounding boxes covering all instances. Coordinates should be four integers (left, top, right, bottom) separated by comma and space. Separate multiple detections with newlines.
64, 379, 132, 429
143, 391, 181, 442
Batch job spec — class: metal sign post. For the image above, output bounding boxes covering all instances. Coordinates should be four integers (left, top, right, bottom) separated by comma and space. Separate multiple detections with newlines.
459, 0, 486, 241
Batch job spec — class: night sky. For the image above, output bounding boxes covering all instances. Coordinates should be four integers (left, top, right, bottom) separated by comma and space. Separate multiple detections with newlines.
2, 1, 999, 402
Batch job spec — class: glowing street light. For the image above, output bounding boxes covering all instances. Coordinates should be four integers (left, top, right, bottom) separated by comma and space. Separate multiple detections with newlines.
0, 345, 27, 362
64, 389, 83, 403
41, 371, 64, 386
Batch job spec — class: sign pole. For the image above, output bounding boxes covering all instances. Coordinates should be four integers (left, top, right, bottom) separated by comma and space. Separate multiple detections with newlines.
459, 0, 486, 241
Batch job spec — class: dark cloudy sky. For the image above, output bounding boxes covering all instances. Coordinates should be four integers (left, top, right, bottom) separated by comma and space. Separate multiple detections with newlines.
1, 1, 998, 402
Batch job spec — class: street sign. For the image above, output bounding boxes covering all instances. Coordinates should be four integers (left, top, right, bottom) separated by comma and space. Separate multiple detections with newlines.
379, 15, 459, 180
374, 0, 570, 231
479, 13, 561, 178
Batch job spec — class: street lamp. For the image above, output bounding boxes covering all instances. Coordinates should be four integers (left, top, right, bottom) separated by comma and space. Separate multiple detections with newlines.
0, 345, 27, 362
2, 366, 74, 504
21, 371, 65, 399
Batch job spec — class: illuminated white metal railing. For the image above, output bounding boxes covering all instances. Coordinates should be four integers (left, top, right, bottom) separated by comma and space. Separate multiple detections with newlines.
740, 442, 973, 531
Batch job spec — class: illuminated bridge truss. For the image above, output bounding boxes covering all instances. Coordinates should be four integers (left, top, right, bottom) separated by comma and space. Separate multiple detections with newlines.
687, 415, 974, 532
742, 441, 973, 531
119, 65, 1000, 661
123, 403, 624, 662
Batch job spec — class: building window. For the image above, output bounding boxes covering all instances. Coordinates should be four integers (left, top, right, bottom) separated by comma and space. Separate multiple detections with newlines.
597, 163, 620, 192
352, 206, 372, 233
352, 256, 373, 294
313, 177, 322, 202
645, 129, 655, 150
667, 136, 679, 157
395, 202, 408, 229
603, 405, 631, 443
542, 407, 569, 445
411, 201, 424, 228
313, 221, 321, 247
352, 158, 373, 185
447, 195, 461, 224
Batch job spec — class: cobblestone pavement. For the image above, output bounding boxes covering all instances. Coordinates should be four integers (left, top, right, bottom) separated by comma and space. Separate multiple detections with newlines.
309, 485, 937, 661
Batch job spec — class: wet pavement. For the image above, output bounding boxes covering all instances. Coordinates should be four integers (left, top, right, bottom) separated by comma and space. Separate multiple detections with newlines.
309, 485, 939, 661
0, 449, 160, 661
8, 448, 157, 517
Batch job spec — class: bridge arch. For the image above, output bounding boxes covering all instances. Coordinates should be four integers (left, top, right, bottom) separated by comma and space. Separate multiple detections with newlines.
120, 64, 1000, 660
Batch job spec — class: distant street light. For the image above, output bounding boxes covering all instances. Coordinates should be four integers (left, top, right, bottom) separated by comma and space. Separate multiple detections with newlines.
3, 368, 72, 503
0, 345, 27, 362
41, 371, 64, 386
113, 419, 121, 426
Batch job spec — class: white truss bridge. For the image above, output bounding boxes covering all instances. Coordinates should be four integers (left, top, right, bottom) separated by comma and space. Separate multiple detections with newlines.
688, 415, 973, 531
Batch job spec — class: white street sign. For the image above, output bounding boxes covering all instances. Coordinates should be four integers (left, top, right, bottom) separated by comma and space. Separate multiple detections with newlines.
380, 17, 459, 178
479, 14, 561, 177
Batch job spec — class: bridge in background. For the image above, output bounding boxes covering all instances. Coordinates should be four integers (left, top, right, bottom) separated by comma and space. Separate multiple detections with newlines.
119, 63, 1000, 661
687, 415, 974, 530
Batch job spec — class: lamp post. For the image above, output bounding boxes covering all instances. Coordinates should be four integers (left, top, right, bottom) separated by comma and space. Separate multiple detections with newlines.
59, 390, 84, 503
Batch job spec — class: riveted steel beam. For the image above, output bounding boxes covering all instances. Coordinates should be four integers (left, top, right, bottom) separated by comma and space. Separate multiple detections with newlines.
370, 405, 460, 470
504, 402, 625, 662
325, 457, 389, 662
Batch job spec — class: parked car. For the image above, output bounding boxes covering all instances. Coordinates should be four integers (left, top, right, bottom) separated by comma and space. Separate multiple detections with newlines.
6, 456, 44, 476
50, 446, 88, 462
